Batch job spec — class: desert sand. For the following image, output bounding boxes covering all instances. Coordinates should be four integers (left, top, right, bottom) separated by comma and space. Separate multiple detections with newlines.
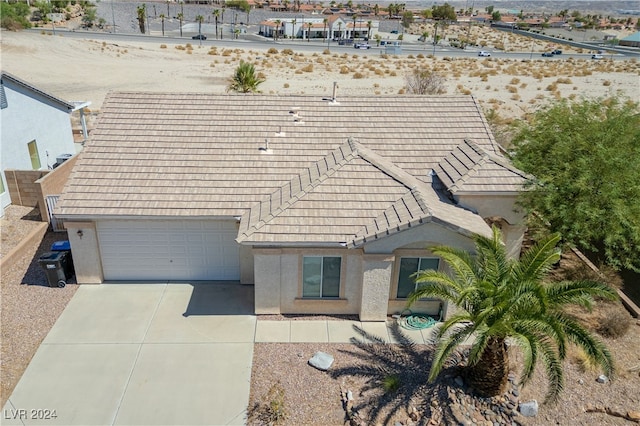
1, 30, 639, 125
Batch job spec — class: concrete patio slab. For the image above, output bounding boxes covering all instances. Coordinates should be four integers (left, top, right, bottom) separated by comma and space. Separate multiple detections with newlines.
255, 321, 290, 342
290, 321, 329, 342
114, 343, 253, 426
42, 284, 166, 344
145, 283, 256, 343
326, 321, 364, 343
2, 344, 139, 425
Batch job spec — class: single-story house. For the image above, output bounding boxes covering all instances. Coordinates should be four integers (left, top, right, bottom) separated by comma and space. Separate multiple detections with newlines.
54, 93, 527, 321
619, 31, 640, 47
0, 71, 89, 216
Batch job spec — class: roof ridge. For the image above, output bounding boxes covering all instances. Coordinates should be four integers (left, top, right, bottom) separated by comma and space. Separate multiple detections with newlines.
237, 139, 359, 242
445, 139, 489, 193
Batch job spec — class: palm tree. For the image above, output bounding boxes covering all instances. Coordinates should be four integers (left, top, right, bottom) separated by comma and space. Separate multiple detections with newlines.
323, 17, 328, 40
177, 12, 184, 37
196, 14, 204, 38
227, 61, 265, 93
212, 9, 220, 39
366, 20, 372, 40
352, 13, 357, 39
136, 4, 146, 34
159, 13, 165, 36
306, 22, 312, 41
274, 19, 281, 40
408, 227, 617, 403
291, 18, 296, 39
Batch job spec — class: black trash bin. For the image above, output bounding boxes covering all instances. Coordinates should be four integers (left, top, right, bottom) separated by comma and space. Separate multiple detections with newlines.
51, 240, 74, 277
38, 251, 69, 288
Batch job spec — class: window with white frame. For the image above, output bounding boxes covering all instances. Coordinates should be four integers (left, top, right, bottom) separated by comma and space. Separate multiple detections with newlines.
302, 256, 341, 298
396, 257, 440, 298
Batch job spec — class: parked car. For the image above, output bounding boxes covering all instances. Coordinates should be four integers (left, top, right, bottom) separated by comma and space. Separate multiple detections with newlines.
354, 43, 371, 49
591, 54, 604, 60
478, 51, 491, 57
192, 34, 206, 40
390, 30, 399, 34
541, 52, 554, 57
551, 49, 562, 55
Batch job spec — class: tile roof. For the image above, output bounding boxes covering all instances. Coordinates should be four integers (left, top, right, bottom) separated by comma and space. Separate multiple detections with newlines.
434, 139, 529, 194
55, 93, 501, 222
237, 138, 491, 245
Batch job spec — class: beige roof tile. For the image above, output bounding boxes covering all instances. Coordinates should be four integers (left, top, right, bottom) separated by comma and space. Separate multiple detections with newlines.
434, 139, 529, 194
55, 92, 510, 242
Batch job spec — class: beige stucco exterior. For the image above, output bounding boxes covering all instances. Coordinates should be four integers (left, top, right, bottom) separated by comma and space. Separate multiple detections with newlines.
253, 221, 482, 321
64, 221, 103, 284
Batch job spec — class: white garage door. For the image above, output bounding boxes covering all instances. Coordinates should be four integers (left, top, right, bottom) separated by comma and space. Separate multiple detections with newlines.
97, 220, 240, 281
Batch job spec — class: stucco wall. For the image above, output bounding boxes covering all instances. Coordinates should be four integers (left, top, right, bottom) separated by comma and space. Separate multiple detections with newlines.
239, 243, 254, 284
64, 221, 104, 284
1, 82, 75, 212
35, 155, 78, 223
359, 254, 394, 321
455, 194, 523, 225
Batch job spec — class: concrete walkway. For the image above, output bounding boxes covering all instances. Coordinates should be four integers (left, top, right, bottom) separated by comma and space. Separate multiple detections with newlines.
2, 282, 449, 425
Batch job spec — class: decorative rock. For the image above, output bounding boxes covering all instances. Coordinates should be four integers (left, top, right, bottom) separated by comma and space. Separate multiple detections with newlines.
511, 389, 519, 397
596, 374, 608, 383
628, 411, 640, 421
518, 400, 539, 417
308, 351, 334, 371
578, 379, 584, 385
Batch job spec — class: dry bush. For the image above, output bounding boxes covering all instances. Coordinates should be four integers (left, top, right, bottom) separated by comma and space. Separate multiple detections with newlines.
267, 47, 278, 54
546, 82, 558, 91
300, 64, 313, 73
404, 69, 447, 95
160, 44, 167, 49
556, 77, 572, 84
339, 65, 350, 74
353, 72, 365, 79
282, 49, 294, 55
506, 85, 518, 94
283, 83, 289, 88
185, 43, 193, 49
510, 77, 521, 85
222, 49, 232, 56
511, 94, 520, 101
175, 45, 185, 51
603, 80, 612, 86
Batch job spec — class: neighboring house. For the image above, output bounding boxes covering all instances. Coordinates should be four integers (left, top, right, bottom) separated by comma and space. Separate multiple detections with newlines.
54, 93, 528, 321
0, 72, 89, 216
620, 31, 640, 47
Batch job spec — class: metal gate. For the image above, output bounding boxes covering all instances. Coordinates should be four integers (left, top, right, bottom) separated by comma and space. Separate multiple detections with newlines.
46, 195, 65, 232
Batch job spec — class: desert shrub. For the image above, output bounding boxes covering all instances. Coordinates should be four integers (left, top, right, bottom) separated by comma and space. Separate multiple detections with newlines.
382, 374, 401, 394
404, 68, 447, 95
222, 49, 232, 56
597, 308, 632, 338
160, 44, 167, 49
556, 77, 572, 84
282, 48, 294, 55
300, 64, 313, 73
353, 72, 365, 79
510, 77, 521, 85
603, 80, 611, 86
322, 48, 330, 55
267, 47, 278, 54
506, 85, 518, 93
248, 382, 288, 425
339, 65, 350, 74
283, 83, 289, 88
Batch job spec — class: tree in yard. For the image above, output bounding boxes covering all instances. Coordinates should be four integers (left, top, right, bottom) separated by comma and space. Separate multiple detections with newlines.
323, 17, 328, 40
401, 10, 413, 28
136, 4, 146, 34
213, 9, 220, 39
404, 68, 446, 95
432, 3, 457, 21
366, 20, 372, 40
407, 227, 617, 403
491, 10, 501, 21
510, 97, 640, 273
177, 12, 184, 37
82, 5, 97, 28
306, 22, 312, 41
291, 18, 296, 38
196, 14, 204, 37
227, 61, 265, 93
159, 13, 165, 36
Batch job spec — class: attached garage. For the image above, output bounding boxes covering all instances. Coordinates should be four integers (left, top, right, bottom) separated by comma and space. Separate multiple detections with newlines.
97, 220, 240, 281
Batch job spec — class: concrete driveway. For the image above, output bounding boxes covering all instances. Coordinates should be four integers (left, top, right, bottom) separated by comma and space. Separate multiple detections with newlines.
2, 282, 256, 426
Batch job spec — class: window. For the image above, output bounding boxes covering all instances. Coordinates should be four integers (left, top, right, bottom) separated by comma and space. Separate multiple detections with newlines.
302, 256, 341, 298
397, 257, 440, 298
28, 140, 41, 170
0, 175, 5, 194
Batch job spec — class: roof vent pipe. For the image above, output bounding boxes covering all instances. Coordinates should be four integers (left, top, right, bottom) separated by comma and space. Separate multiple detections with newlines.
259, 138, 272, 154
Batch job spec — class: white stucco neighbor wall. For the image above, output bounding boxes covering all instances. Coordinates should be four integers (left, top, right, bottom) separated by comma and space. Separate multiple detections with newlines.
1, 82, 75, 212
64, 221, 104, 284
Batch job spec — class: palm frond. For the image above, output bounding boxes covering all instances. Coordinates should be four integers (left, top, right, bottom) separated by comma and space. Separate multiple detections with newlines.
546, 280, 618, 310
509, 331, 538, 384
515, 233, 562, 283
537, 337, 564, 404
560, 315, 614, 378
428, 324, 474, 382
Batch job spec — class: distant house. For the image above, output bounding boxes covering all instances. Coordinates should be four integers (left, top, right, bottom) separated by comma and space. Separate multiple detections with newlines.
620, 31, 640, 47
0, 72, 89, 216
55, 94, 528, 321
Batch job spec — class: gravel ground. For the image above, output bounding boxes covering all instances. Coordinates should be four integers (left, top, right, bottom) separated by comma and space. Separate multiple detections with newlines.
248, 321, 640, 425
0, 206, 78, 407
